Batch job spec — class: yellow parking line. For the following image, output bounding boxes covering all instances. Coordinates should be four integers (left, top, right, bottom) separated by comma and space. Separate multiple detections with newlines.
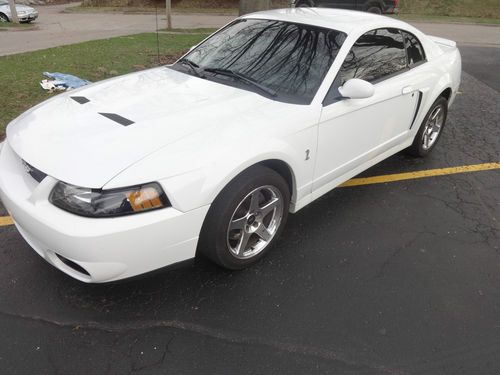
0, 162, 499, 228
340, 162, 500, 187
0, 216, 13, 227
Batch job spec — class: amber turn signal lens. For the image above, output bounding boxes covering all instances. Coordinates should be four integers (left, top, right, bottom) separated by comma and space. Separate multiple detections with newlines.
128, 187, 164, 212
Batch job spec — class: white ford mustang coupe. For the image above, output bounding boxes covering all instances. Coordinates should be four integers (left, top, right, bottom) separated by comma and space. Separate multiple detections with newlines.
0, 9, 461, 283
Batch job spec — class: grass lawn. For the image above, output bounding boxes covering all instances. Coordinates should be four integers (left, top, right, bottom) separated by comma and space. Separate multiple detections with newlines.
0, 32, 208, 138
0, 22, 37, 29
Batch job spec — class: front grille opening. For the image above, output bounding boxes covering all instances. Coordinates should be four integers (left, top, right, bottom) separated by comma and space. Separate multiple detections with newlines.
56, 254, 90, 276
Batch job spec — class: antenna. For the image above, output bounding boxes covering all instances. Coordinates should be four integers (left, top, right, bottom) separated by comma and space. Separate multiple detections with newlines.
155, 2, 160, 65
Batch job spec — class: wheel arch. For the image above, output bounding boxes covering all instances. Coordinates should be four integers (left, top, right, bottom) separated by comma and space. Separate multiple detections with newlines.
258, 159, 296, 199
439, 87, 452, 101
363, 0, 383, 11
208, 158, 298, 210
0, 12, 10, 22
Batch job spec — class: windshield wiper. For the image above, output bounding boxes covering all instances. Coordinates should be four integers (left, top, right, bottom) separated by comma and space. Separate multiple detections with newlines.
204, 68, 277, 97
178, 58, 205, 78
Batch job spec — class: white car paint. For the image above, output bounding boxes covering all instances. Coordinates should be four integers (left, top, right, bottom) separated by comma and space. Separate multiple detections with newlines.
0, 8, 461, 282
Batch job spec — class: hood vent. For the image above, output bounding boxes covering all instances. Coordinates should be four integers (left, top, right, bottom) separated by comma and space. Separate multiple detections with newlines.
71, 96, 90, 104
98, 112, 135, 126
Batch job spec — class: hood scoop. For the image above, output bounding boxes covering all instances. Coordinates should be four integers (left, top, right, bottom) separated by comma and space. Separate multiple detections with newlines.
98, 112, 135, 126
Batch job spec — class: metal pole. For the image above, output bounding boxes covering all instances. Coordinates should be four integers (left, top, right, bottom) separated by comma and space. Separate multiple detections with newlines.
8, 0, 19, 23
165, 0, 172, 30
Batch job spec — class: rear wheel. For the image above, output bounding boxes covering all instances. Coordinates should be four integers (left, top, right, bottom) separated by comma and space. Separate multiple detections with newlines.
198, 165, 290, 270
366, 6, 382, 14
407, 97, 448, 157
296, 0, 315, 7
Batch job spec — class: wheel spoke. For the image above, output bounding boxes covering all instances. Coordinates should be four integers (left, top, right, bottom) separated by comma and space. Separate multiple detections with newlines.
432, 122, 441, 133
431, 107, 441, 121
249, 191, 261, 213
423, 132, 429, 148
259, 197, 279, 217
229, 216, 247, 232
236, 231, 252, 255
255, 225, 272, 242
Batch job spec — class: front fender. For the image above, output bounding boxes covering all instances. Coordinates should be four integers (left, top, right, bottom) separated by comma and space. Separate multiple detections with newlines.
147, 144, 305, 213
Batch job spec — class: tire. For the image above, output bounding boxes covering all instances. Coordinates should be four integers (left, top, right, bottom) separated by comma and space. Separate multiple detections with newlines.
296, 0, 315, 7
406, 96, 448, 157
366, 6, 382, 14
0, 13, 9, 23
198, 165, 290, 270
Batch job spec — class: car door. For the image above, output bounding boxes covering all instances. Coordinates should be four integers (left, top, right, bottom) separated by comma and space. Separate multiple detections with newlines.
312, 28, 419, 193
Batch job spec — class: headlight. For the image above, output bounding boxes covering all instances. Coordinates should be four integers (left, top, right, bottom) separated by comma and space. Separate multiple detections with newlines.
49, 182, 170, 218
18, 11, 27, 15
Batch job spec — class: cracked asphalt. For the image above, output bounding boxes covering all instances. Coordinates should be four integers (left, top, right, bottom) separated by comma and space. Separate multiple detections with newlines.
0, 46, 499, 374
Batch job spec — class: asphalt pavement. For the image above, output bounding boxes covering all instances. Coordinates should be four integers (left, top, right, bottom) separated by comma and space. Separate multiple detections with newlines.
0, 29, 499, 375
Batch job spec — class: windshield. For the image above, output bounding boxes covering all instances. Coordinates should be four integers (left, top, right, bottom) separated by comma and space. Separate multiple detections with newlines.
172, 19, 346, 104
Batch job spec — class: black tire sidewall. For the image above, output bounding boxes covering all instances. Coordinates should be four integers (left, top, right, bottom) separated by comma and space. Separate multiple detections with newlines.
198, 166, 290, 270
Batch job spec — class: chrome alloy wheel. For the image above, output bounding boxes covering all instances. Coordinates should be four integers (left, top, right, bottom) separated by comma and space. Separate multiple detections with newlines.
227, 185, 284, 259
422, 105, 445, 150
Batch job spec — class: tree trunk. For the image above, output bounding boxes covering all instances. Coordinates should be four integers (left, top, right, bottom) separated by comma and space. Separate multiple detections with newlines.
8, 0, 19, 23
239, 0, 271, 16
165, 0, 172, 30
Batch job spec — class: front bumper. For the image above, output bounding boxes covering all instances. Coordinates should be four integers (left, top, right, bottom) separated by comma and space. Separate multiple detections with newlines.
0, 141, 209, 283
18, 12, 38, 22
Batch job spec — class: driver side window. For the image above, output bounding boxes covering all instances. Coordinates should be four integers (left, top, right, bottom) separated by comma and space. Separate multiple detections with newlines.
323, 28, 408, 106
338, 28, 407, 84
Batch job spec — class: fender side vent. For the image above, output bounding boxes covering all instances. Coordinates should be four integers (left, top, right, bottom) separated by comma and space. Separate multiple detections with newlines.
99, 112, 135, 126
71, 96, 90, 104
409, 91, 423, 129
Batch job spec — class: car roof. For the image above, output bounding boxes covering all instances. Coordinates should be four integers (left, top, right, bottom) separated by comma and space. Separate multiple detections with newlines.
242, 7, 414, 35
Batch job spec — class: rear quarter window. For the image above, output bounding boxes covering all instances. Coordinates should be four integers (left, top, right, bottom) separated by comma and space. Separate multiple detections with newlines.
402, 31, 426, 67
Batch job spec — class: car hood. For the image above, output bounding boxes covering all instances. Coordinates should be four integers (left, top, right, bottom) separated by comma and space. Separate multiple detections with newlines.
6, 4, 35, 13
6, 67, 278, 188
15, 5, 35, 12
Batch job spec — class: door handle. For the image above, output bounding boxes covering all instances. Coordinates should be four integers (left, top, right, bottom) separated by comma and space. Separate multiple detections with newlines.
402, 86, 414, 95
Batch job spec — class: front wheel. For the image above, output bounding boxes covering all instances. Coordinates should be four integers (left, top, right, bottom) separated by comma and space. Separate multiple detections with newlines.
407, 96, 448, 157
198, 165, 290, 270
0, 13, 10, 23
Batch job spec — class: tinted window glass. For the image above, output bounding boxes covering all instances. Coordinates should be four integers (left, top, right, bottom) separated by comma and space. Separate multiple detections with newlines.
402, 31, 425, 67
338, 28, 407, 84
177, 19, 346, 104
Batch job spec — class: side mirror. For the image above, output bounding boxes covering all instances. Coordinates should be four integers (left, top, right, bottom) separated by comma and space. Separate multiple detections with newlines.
338, 78, 374, 99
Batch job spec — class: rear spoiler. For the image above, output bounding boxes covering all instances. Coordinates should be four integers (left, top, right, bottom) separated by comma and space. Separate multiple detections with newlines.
428, 35, 457, 48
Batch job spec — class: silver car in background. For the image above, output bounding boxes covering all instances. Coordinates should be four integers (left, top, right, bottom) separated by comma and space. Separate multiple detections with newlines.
0, 0, 38, 23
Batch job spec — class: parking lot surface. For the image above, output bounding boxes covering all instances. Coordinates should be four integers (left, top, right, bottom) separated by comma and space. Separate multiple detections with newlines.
0, 33, 499, 375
